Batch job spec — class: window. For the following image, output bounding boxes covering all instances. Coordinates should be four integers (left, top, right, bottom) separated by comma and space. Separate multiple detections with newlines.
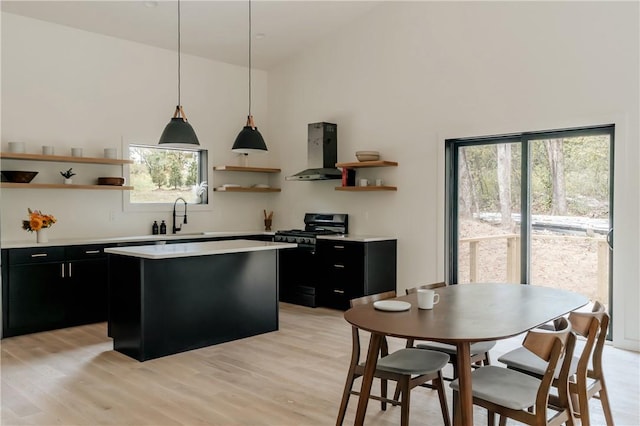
445, 124, 614, 336
127, 144, 208, 206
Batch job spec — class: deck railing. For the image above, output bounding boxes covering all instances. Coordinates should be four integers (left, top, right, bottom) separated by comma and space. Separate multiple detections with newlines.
460, 234, 609, 302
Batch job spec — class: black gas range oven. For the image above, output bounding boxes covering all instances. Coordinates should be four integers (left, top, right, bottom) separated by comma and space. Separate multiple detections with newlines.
275, 213, 348, 307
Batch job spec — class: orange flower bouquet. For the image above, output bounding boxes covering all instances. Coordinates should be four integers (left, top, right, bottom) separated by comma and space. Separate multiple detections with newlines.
22, 208, 56, 232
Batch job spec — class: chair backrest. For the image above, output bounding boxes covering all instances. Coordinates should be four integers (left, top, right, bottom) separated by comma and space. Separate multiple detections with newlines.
348, 291, 397, 363
522, 317, 576, 415
405, 282, 446, 295
567, 301, 609, 380
350, 290, 397, 308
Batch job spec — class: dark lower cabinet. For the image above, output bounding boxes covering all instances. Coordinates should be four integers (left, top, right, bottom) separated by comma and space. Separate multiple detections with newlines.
2, 236, 274, 338
279, 248, 319, 307
66, 246, 109, 326
8, 259, 66, 331
316, 239, 397, 310
1, 244, 109, 337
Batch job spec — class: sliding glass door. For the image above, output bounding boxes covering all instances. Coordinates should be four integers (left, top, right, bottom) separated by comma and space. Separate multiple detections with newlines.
446, 125, 614, 309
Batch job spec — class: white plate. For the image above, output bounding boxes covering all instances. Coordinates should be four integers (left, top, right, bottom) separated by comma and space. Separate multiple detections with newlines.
373, 300, 411, 312
223, 184, 241, 188
253, 184, 270, 188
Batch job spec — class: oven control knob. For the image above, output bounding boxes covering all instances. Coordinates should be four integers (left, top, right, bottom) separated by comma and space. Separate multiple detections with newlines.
288, 237, 296, 243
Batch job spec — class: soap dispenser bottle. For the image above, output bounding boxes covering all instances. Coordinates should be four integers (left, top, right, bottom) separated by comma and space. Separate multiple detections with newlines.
160, 220, 167, 234
152, 221, 159, 235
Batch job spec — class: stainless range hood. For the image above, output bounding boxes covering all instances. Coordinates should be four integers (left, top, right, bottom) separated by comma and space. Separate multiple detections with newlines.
286, 122, 342, 181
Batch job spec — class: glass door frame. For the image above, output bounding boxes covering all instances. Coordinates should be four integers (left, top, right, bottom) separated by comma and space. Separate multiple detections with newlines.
445, 124, 615, 300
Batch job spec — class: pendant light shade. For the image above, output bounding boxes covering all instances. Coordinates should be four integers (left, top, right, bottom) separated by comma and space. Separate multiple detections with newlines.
232, 0, 267, 154
160, 106, 200, 145
159, 0, 199, 145
232, 115, 267, 153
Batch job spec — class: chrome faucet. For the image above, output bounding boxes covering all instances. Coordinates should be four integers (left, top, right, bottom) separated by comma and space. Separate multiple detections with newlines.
173, 197, 188, 234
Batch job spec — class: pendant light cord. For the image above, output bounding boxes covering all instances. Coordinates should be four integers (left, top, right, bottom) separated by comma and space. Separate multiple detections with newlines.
248, 0, 252, 118
177, 0, 181, 108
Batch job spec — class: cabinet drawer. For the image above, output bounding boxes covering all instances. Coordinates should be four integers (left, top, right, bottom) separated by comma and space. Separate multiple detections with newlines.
8, 246, 65, 264
66, 244, 110, 260
317, 240, 364, 265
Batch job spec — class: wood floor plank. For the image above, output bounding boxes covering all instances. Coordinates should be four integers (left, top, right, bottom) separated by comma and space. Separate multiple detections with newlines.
2, 302, 638, 425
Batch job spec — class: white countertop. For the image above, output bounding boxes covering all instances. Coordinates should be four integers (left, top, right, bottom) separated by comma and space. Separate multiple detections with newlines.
318, 234, 396, 243
0, 231, 274, 249
105, 239, 297, 260
0, 231, 396, 249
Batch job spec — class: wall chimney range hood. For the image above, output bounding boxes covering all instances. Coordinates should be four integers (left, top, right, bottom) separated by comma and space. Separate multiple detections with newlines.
286, 122, 342, 181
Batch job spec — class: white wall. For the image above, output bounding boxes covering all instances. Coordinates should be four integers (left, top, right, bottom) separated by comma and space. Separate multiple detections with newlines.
2, 3, 638, 351
267, 2, 639, 350
1, 12, 276, 240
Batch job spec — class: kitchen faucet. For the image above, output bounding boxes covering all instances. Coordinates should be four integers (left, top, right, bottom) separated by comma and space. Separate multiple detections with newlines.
173, 197, 188, 234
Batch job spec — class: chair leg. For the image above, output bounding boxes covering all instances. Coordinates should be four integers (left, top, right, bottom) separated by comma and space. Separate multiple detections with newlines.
565, 410, 575, 426
400, 378, 410, 426
381, 378, 388, 411
434, 372, 451, 426
598, 380, 615, 426
498, 414, 507, 426
483, 351, 492, 366
336, 373, 356, 426
487, 410, 495, 426
452, 389, 460, 426
392, 382, 401, 402
577, 378, 591, 426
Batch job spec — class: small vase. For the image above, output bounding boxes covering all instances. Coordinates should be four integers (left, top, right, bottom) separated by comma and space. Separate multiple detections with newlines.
36, 228, 49, 243
64, 178, 73, 184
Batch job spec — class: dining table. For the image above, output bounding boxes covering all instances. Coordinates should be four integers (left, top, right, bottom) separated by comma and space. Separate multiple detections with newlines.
343, 283, 589, 426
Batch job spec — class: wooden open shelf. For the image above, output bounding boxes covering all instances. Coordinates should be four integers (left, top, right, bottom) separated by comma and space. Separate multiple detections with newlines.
0, 182, 133, 190
0, 152, 133, 165
336, 160, 398, 169
213, 186, 281, 193
335, 160, 398, 191
334, 186, 397, 192
213, 165, 281, 193
213, 165, 281, 173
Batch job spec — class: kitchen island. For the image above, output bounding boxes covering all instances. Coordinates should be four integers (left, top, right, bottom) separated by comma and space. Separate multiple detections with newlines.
105, 239, 296, 361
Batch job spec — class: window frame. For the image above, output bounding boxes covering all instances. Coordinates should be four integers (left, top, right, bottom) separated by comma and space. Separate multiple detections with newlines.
122, 139, 211, 213
446, 124, 614, 285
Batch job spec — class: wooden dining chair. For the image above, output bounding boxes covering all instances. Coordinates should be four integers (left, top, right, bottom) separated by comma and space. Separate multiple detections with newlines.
405, 282, 496, 379
336, 291, 451, 426
450, 317, 576, 426
498, 301, 613, 426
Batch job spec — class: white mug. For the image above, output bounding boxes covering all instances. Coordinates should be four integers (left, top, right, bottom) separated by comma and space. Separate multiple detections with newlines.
42, 145, 55, 155
375, 178, 383, 186
417, 289, 440, 309
104, 148, 117, 159
359, 178, 369, 187
8, 141, 25, 153
71, 147, 83, 157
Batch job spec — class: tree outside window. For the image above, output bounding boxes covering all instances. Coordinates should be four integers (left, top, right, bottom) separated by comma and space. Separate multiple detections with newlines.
129, 145, 208, 204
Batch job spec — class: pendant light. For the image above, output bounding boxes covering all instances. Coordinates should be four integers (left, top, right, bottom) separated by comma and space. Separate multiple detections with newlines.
232, 0, 268, 154
159, 0, 199, 145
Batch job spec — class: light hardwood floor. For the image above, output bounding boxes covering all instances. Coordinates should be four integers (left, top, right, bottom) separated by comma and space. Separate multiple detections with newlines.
1, 303, 638, 425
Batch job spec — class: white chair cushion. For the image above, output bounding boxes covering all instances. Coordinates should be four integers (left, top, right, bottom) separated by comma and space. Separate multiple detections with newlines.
498, 347, 578, 379
416, 340, 496, 356
374, 348, 450, 375
450, 365, 541, 410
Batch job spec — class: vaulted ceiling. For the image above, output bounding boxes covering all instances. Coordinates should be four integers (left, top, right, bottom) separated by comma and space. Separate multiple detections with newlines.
1, 1, 382, 70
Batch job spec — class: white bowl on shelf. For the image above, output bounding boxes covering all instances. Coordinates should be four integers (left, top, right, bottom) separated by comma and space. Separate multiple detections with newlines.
355, 150, 380, 162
